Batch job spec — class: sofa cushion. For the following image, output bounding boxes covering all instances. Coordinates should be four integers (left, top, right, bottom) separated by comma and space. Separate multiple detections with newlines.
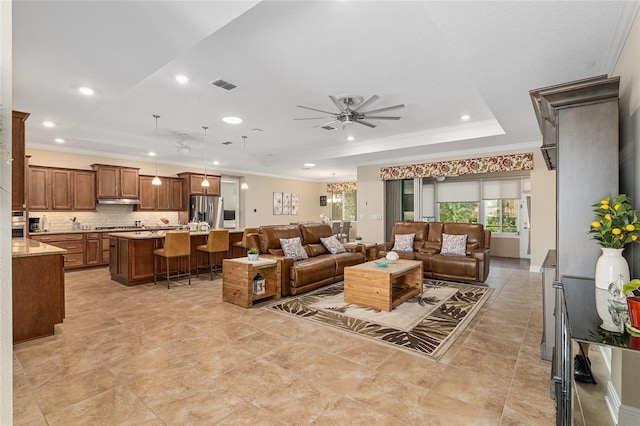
300, 223, 333, 244
280, 237, 309, 261
320, 235, 346, 254
307, 243, 328, 257
441, 233, 467, 256
259, 225, 302, 253
392, 233, 415, 252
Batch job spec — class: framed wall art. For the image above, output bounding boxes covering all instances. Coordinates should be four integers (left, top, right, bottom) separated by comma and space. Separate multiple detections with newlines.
283, 192, 291, 215
291, 193, 299, 215
273, 192, 283, 215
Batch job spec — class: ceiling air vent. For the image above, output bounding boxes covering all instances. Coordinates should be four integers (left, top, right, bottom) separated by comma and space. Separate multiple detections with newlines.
222, 141, 233, 145
321, 125, 336, 131
210, 78, 237, 91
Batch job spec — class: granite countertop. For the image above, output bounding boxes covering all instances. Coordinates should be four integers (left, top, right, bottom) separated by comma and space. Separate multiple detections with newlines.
30, 228, 243, 236
108, 230, 219, 239
11, 238, 67, 258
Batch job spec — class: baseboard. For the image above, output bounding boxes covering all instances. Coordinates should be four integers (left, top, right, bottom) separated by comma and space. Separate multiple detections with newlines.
605, 380, 620, 425
618, 403, 640, 426
530, 264, 541, 273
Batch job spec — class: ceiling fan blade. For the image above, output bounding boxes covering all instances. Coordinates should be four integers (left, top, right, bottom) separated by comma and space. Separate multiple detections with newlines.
297, 105, 337, 115
363, 104, 405, 115
355, 119, 377, 128
361, 116, 401, 120
353, 95, 380, 112
294, 117, 330, 120
329, 95, 346, 112
314, 120, 339, 128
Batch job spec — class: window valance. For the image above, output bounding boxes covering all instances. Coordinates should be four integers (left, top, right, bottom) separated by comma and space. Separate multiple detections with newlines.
379, 153, 534, 181
327, 182, 357, 192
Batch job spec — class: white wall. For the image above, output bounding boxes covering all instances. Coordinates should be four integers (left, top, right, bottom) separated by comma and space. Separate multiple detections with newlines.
0, 1, 12, 422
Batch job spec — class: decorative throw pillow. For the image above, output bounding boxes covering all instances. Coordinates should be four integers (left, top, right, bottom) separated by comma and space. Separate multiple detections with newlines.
391, 233, 415, 252
441, 233, 468, 256
279, 237, 309, 261
320, 235, 346, 254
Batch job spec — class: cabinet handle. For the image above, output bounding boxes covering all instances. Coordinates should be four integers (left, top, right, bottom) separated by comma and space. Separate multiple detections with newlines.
67, 245, 76, 249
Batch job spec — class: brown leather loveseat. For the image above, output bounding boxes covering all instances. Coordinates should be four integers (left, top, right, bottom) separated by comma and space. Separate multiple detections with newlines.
377, 221, 491, 283
247, 223, 365, 296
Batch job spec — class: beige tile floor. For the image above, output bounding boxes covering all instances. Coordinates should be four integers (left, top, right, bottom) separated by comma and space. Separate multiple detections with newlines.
13, 263, 559, 425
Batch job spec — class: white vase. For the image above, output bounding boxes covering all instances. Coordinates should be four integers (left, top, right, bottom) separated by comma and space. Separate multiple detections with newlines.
595, 248, 629, 290
595, 288, 622, 332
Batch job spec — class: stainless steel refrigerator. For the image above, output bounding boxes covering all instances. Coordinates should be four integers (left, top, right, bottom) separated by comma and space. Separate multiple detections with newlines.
189, 195, 224, 229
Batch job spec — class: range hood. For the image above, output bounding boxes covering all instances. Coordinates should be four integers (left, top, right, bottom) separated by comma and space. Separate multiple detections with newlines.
97, 198, 140, 205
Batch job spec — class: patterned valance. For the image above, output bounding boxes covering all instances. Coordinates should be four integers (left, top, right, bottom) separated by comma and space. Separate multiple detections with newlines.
327, 182, 357, 192
379, 153, 534, 181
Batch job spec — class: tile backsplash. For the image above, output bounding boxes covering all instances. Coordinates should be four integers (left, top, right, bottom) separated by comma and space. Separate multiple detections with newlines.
29, 205, 180, 232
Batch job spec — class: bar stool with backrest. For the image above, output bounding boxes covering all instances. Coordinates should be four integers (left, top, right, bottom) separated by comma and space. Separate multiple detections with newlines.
153, 231, 191, 289
331, 222, 342, 237
231, 227, 258, 256
337, 220, 351, 242
196, 229, 229, 280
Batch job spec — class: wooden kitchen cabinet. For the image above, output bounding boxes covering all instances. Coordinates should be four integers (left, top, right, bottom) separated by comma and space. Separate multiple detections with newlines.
73, 170, 96, 210
85, 233, 101, 265
28, 166, 96, 211
12, 110, 29, 211
178, 172, 221, 196
92, 164, 139, 199
138, 175, 181, 211
102, 233, 110, 265
31, 233, 85, 268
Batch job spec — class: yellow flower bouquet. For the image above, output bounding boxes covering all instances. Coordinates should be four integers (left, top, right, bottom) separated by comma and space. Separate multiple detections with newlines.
589, 194, 640, 249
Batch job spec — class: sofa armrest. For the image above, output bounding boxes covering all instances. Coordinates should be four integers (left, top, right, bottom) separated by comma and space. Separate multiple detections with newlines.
377, 242, 393, 252
470, 248, 490, 283
260, 254, 294, 296
245, 234, 261, 252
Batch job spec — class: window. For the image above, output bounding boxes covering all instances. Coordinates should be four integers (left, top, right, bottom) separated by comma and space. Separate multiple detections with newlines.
439, 202, 479, 223
330, 190, 357, 221
484, 199, 518, 233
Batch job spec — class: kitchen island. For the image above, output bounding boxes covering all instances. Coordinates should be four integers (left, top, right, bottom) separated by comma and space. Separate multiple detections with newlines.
12, 238, 66, 343
108, 229, 243, 286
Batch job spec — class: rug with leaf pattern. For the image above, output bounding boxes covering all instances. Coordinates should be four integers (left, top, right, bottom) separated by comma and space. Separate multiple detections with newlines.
267, 279, 493, 360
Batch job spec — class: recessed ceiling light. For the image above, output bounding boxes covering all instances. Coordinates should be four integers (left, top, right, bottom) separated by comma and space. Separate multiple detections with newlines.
43, 121, 55, 128
175, 74, 189, 84
148, 152, 156, 157
213, 160, 220, 166
347, 136, 355, 141
78, 86, 94, 96
460, 114, 471, 121
303, 163, 316, 168
222, 116, 243, 124
54, 138, 65, 143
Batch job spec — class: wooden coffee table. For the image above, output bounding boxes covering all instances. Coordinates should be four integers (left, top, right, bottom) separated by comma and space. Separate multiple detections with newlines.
344, 259, 423, 311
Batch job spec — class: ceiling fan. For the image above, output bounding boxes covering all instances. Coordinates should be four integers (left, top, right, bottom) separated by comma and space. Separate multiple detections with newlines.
295, 94, 404, 129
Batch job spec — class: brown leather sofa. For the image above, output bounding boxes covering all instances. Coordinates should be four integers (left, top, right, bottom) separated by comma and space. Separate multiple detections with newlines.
246, 223, 365, 296
377, 221, 491, 283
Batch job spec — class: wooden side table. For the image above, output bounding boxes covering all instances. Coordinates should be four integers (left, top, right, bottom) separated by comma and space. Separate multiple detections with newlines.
343, 242, 378, 261
222, 258, 281, 308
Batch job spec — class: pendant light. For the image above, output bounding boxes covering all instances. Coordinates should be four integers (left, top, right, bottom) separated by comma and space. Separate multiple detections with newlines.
151, 115, 162, 186
240, 135, 249, 190
201, 126, 210, 187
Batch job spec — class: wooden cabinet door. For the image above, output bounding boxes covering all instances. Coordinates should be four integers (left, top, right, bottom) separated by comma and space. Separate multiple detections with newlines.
170, 178, 183, 210
50, 169, 72, 210
73, 171, 96, 210
94, 165, 119, 198
188, 174, 206, 195
204, 176, 221, 196
28, 166, 49, 211
120, 168, 139, 198
85, 234, 101, 265
156, 177, 171, 210
12, 111, 29, 210
101, 234, 110, 265
138, 176, 156, 210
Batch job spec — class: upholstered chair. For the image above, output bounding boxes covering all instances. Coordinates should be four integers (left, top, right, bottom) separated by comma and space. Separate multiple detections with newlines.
196, 229, 230, 280
153, 231, 191, 288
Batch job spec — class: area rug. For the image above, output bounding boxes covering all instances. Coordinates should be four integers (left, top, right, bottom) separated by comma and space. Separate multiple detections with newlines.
267, 279, 493, 361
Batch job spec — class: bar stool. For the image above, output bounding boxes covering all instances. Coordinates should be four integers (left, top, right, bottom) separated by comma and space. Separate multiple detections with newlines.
196, 229, 229, 280
153, 231, 191, 289
231, 227, 258, 256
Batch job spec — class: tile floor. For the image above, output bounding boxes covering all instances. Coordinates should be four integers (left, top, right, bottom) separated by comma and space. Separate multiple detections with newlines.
14, 260, 559, 425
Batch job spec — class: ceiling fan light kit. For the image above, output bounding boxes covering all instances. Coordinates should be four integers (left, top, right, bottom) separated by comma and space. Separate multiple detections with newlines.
296, 94, 404, 129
